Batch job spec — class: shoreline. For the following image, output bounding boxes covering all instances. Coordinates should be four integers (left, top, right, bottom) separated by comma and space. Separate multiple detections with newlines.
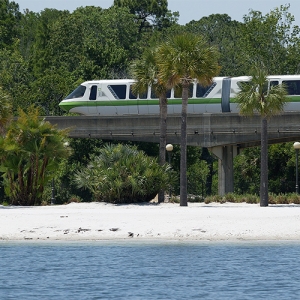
1, 202, 300, 242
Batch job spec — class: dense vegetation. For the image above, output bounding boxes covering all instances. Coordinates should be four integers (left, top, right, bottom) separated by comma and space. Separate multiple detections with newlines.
74, 144, 174, 203
1, 1, 300, 204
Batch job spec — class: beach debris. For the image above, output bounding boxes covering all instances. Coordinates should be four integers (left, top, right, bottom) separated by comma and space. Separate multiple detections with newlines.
192, 229, 206, 233
64, 229, 69, 234
77, 227, 91, 233
128, 232, 134, 237
109, 228, 119, 232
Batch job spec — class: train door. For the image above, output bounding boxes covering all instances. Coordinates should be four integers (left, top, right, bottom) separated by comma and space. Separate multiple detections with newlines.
137, 87, 149, 114
173, 84, 194, 113
128, 84, 139, 114
221, 78, 231, 112
88, 84, 100, 115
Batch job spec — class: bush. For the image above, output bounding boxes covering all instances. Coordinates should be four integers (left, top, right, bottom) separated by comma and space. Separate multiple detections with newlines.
73, 144, 176, 204
204, 195, 223, 204
223, 193, 236, 203
288, 193, 300, 204
243, 194, 259, 204
188, 195, 204, 203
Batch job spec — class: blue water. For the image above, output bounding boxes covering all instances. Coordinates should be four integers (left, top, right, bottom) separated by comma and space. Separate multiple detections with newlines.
0, 241, 300, 299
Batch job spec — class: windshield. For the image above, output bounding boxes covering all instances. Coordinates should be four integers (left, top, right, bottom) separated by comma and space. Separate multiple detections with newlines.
65, 85, 86, 99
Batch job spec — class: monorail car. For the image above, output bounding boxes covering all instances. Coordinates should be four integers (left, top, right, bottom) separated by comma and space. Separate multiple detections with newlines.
58, 75, 300, 116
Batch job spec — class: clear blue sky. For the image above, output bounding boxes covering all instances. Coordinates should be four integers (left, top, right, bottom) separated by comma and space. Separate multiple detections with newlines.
16, 0, 300, 26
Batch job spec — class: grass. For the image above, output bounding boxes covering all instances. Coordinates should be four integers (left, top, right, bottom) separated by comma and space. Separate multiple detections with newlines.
203, 193, 300, 204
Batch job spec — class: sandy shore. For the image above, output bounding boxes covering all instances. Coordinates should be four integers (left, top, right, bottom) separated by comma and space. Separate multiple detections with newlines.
1, 202, 300, 242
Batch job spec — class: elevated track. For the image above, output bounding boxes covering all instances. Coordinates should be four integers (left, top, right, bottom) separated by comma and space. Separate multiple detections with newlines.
45, 112, 300, 148
45, 112, 300, 196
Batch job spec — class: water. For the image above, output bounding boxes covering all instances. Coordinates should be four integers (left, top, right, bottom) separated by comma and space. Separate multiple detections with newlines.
1, 241, 300, 299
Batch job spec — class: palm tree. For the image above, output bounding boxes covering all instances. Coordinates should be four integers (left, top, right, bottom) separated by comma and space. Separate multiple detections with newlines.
156, 33, 220, 206
131, 48, 169, 203
0, 106, 71, 205
235, 65, 288, 206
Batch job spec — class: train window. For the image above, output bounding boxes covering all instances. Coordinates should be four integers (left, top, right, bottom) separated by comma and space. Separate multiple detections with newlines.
270, 81, 279, 87
65, 85, 86, 99
108, 85, 126, 99
151, 89, 171, 99
282, 80, 300, 95
129, 85, 137, 99
89, 85, 97, 100
196, 82, 216, 98
129, 85, 148, 99
174, 84, 193, 98
174, 86, 181, 98
139, 91, 148, 99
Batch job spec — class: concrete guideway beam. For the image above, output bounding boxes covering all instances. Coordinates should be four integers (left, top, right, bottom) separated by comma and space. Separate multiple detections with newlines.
209, 145, 238, 196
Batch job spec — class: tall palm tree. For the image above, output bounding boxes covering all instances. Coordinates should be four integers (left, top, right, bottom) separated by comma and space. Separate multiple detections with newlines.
156, 33, 220, 206
131, 48, 169, 203
236, 65, 288, 206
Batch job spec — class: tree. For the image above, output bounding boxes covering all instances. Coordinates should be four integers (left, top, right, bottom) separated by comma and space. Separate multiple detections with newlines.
131, 47, 169, 203
30, 67, 79, 116
156, 33, 220, 206
0, 43, 33, 114
0, 0, 21, 49
113, 0, 169, 32
0, 106, 71, 205
234, 147, 261, 195
31, 9, 69, 77
185, 14, 243, 76
0, 87, 12, 134
47, 6, 139, 79
240, 4, 300, 75
235, 65, 288, 206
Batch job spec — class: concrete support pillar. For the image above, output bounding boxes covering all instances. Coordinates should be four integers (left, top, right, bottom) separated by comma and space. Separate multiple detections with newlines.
210, 145, 237, 196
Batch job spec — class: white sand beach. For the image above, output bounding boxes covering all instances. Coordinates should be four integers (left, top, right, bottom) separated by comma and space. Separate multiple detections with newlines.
1, 202, 300, 242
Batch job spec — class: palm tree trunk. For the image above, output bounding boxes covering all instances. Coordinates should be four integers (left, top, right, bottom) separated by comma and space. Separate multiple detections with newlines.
180, 85, 188, 206
158, 95, 168, 203
260, 117, 268, 206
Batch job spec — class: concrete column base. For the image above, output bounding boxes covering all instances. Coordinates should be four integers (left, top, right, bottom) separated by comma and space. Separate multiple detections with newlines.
209, 145, 238, 196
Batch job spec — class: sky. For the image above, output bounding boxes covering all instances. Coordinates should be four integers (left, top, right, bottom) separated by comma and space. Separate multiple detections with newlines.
15, 0, 300, 26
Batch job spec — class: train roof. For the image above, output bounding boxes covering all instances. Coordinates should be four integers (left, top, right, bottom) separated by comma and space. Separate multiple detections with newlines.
80, 75, 300, 86
81, 79, 136, 85
80, 77, 228, 85
234, 75, 300, 80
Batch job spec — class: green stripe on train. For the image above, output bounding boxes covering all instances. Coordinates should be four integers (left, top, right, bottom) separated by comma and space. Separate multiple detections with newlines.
59, 98, 222, 111
59, 96, 300, 111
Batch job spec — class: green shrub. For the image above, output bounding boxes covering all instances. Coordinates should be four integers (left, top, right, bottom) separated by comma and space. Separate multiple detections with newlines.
288, 193, 300, 204
73, 144, 176, 204
196, 193, 300, 205
276, 194, 289, 204
67, 195, 82, 204
188, 195, 204, 203
244, 194, 259, 204
204, 195, 222, 204
224, 193, 236, 202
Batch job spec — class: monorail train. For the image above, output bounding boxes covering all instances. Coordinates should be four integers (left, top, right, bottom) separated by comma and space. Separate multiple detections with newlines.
58, 75, 300, 116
